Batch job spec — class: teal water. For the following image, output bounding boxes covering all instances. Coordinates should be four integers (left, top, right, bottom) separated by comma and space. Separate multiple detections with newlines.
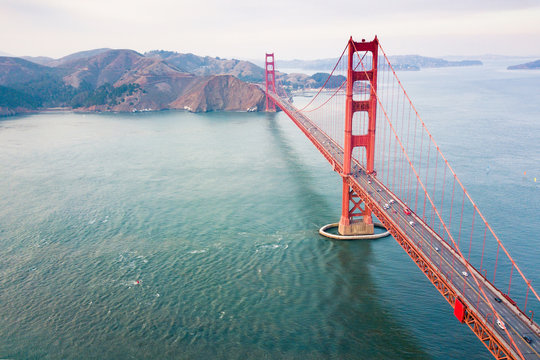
0, 61, 539, 359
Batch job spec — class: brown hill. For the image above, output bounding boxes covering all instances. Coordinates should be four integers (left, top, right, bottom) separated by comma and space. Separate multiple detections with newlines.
20, 56, 56, 66
58, 51, 266, 112
146, 51, 264, 83
0, 57, 62, 85
53, 49, 198, 111
59, 49, 153, 88
1, 49, 268, 115
170, 75, 266, 112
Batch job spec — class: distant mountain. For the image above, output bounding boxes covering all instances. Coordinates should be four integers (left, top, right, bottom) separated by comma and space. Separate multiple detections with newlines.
63, 49, 201, 111
20, 56, 56, 66
0, 56, 76, 111
0, 56, 61, 85
277, 72, 346, 90
49, 48, 113, 67
280, 73, 315, 89
146, 51, 265, 83
21, 49, 113, 67
507, 59, 540, 70
276, 55, 482, 71
389, 55, 482, 69
57, 49, 186, 88
0, 49, 268, 116
276, 58, 338, 70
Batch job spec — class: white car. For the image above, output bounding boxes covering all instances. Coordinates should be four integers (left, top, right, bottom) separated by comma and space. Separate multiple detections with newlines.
497, 318, 505, 330
384, 203, 389, 209
389, 199, 395, 204
434, 246, 440, 252
409, 221, 414, 226
462, 271, 468, 277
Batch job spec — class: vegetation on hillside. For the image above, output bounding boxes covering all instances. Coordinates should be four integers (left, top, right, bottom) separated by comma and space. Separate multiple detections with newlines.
70, 82, 141, 107
0, 85, 41, 108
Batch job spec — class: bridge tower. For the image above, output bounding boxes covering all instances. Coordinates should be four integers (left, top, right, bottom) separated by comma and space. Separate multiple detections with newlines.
265, 53, 277, 112
339, 36, 379, 236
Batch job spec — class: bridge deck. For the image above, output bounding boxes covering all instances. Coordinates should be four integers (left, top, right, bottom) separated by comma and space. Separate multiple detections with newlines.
269, 92, 540, 360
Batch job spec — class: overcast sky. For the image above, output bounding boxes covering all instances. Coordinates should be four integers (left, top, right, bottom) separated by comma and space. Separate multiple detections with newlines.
1, 0, 540, 60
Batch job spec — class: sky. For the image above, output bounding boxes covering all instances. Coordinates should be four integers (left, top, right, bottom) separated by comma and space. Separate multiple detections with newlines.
1, 0, 540, 60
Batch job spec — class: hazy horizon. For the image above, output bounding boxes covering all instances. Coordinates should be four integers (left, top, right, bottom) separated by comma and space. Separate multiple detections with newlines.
1, 48, 539, 64
1, 0, 540, 61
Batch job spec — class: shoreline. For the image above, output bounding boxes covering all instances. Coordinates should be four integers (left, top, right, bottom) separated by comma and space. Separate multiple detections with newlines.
0, 107, 272, 118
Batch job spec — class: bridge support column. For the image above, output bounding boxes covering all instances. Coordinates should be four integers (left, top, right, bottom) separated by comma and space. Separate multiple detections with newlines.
265, 53, 276, 112
339, 182, 374, 235
338, 36, 379, 236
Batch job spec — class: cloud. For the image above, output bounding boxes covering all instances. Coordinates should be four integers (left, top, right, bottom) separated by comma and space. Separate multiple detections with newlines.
0, 0, 539, 59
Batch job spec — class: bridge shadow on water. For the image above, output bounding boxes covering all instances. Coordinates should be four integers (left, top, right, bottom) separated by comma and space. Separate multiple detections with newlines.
264, 113, 432, 359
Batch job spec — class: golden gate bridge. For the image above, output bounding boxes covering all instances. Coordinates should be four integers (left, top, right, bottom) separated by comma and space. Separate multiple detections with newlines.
263, 37, 539, 360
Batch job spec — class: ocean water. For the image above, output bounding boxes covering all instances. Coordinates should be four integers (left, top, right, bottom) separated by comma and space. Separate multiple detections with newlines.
0, 60, 538, 359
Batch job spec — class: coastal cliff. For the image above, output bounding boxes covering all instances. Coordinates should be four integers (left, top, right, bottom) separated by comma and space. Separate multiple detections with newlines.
170, 75, 265, 112
0, 49, 267, 115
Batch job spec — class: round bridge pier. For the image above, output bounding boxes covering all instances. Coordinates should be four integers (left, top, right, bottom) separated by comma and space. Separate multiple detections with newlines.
319, 222, 390, 240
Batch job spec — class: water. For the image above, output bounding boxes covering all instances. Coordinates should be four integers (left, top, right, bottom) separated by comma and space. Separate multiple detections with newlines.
0, 60, 538, 359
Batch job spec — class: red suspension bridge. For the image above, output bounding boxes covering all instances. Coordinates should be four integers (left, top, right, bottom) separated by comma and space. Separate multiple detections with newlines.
264, 37, 539, 360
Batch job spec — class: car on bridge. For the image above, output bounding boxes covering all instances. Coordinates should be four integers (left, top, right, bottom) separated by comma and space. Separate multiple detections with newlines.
497, 318, 506, 330
404, 207, 412, 215
523, 335, 532, 344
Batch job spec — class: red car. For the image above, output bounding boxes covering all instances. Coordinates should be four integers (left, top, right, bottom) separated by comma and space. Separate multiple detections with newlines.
404, 208, 411, 215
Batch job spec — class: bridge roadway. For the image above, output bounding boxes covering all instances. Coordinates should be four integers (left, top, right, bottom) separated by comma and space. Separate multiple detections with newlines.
269, 93, 540, 359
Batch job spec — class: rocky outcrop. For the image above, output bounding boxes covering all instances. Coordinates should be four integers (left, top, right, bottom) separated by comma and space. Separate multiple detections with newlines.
0, 106, 33, 116
170, 75, 266, 112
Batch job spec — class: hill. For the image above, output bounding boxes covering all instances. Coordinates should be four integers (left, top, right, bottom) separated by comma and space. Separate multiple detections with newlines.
0, 56, 63, 85
388, 55, 482, 69
20, 56, 56, 66
0, 49, 268, 115
507, 59, 540, 70
145, 51, 265, 82
170, 75, 265, 112
275, 72, 347, 91
276, 55, 482, 71
0, 56, 76, 109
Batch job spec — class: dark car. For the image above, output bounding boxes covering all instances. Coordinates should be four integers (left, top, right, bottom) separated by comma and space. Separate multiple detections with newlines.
494, 297, 502, 303
523, 335, 532, 344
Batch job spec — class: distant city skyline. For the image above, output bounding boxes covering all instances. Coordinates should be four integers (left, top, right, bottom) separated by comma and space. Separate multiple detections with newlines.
1, 0, 539, 60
